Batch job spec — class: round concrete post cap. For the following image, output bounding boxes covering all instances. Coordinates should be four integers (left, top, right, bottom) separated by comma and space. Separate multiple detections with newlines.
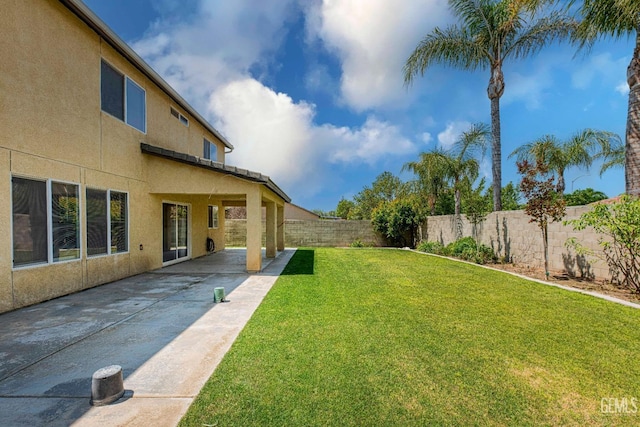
91, 365, 125, 406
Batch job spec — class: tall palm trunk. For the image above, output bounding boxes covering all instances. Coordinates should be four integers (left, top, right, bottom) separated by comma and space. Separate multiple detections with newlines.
488, 64, 505, 211
454, 187, 463, 240
557, 170, 566, 195
626, 30, 640, 197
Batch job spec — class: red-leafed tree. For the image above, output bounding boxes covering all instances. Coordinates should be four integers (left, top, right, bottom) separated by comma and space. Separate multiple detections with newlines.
518, 159, 566, 279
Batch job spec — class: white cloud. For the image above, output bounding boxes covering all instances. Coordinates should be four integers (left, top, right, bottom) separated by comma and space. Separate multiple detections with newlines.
209, 79, 416, 196
501, 70, 553, 110
321, 117, 416, 164
616, 81, 630, 96
571, 53, 629, 90
305, 0, 450, 111
421, 132, 433, 144
132, 0, 299, 111
437, 121, 471, 150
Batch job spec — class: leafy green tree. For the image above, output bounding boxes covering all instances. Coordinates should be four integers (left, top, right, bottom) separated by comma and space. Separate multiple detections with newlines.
565, 195, 640, 292
463, 178, 491, 244
570, 0, 640, 196
350, 172, 402, 220
434, 189, 455, 215
509, 129, 620, 194
335, 198, 355, 219
404, 0, 575, 211
371, 200, 420, 247
564, 188, 608, 206
501, 181, 522, 210
484, 181, 522, 211
518, 159, 566, 280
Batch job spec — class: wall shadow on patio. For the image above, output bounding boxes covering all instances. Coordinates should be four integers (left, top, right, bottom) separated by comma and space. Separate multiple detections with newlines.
280, 249, 315, 275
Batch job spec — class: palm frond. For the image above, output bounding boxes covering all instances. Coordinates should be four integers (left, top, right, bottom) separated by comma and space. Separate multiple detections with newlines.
403, 25, 486, 86
573, 0, 639, 49
505, 11, 577, 60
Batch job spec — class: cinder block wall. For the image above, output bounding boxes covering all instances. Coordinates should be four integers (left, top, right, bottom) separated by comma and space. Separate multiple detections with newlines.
422, 206, 608, 280
225, 219, 385, 247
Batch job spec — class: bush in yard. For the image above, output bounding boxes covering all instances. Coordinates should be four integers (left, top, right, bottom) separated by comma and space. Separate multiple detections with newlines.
565, 195, 640, 292
445, 237, 497, 265
417, 241, 446, 255
371, 200, 419, 247
418, 237, 497, 264
350, 238, 366, 248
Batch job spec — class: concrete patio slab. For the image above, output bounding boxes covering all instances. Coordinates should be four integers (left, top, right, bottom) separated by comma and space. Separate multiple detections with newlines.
0, 249, 295, 426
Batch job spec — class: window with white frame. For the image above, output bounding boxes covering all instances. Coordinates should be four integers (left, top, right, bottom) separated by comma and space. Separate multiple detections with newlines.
203, 138, 217, 161
86, 189, 128, 256
101, 60, 146, 133
170, 107, 189, 126
12, 177, 81, 267
208, 205, 219, 228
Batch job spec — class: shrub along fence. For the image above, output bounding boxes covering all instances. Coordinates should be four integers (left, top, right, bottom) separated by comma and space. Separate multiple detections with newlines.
421, 205, 606, 280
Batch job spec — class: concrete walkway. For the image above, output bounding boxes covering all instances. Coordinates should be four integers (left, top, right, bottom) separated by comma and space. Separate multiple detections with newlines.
0, 248, 295, 426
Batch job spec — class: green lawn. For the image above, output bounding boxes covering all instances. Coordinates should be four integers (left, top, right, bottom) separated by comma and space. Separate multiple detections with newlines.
180, 248, 640, 426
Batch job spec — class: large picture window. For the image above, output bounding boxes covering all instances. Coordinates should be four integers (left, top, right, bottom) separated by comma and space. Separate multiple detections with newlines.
12, 177, 80, 267
86, 189, 128, 257
101, 60, 146, 133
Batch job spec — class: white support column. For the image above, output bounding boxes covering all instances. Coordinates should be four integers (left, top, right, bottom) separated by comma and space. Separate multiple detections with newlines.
277, 205, 285, 251
246, 187, 262, 273
266, 201, 276, 258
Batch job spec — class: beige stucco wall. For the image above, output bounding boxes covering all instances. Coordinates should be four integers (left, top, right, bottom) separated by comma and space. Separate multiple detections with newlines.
0, 0, 283, 313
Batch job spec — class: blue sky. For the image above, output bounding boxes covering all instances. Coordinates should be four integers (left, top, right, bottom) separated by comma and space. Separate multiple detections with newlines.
83, 0, 633, 211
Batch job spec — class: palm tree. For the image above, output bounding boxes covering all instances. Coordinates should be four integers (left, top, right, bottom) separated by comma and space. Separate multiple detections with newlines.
509, 129, 621, 194
403, 150, 449, 216
570, 0, 640, 196
404, 0, 575, 211
445, 123, 490, 216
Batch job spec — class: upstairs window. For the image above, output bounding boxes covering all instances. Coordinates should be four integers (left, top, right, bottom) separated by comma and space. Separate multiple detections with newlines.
101, 60, 146, 133
170, 107, 189, 126
203, 138, 217, 161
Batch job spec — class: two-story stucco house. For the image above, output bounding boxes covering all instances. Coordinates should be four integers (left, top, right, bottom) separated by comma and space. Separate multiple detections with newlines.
0, 0, 290, 314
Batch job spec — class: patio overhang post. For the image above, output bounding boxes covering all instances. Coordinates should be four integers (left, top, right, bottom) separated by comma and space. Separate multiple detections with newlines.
277, 205, 285, 251
246, 187, 262, 273
266, 201, 277, 258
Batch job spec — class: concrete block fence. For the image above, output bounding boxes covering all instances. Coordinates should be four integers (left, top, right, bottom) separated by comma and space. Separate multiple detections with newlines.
225, 219, 386, 248
421, 206, 608, 280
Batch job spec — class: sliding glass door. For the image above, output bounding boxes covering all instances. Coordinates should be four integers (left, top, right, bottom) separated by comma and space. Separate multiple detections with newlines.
163, 202, 189, 263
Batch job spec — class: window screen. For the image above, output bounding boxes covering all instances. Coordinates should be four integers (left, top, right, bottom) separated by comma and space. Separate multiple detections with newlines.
126, 79, 146, 133
101, 60, 124, 120
208, 205, 219, 228
86, 189, 108, 256
203, 139, 217, 161
12, 177, 48, 266
110, 191, 128, 253
51, 182, 80, 262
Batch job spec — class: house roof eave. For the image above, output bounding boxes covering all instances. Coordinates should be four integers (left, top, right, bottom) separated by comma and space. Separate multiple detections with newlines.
140, 143, 291, 203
